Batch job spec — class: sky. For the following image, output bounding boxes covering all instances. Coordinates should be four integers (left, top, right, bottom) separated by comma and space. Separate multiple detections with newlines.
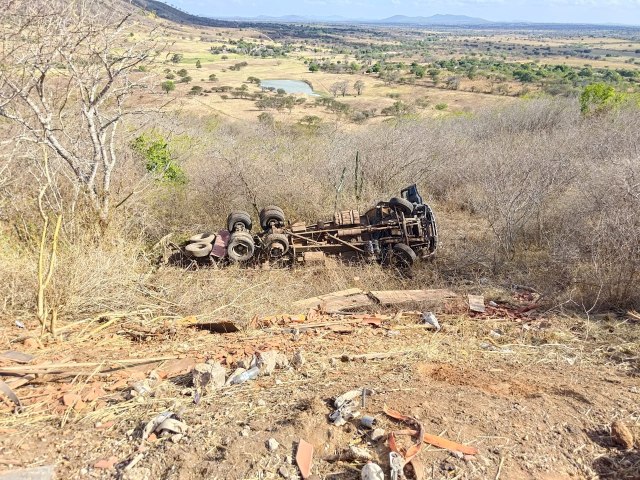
162, 0, 640, 25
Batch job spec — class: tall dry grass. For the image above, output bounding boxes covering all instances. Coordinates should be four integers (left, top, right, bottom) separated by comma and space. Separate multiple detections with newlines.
1, 97, 638, 329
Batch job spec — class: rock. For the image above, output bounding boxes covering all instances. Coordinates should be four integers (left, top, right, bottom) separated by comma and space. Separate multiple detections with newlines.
611, 420, 634, 450
192, 362, 226, 394
123, 467, 151, 480
276, 353, 289, 368
371, 428, 386, 442
240, 426, 251, 437
361, 462, 384, 480
267, 438, 279, 451
170, 434, 183, 443
278, 466, 288, 477
348, 445, 373, 461
257, 399, 266, 407
291, 350, 305, 368
258, 351, 278, 375
236, 356, 256, 369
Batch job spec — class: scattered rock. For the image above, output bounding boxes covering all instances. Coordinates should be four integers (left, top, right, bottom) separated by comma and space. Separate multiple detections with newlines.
292, 350, 305, 369
267, 438, 280, 451
258, 351, 278, 375
371, 428, 386, 442
240, 426, 251, 437
611, 420, 634, 450
361, 462, 384, 480
348, 445, 373, 461
123, 467, 151, 480
237, 356, 256, 369
257, 399, 266, 407
192, 362, 226, 395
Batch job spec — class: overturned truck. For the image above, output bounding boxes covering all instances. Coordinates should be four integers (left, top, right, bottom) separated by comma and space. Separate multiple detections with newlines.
184, 185, 437, 270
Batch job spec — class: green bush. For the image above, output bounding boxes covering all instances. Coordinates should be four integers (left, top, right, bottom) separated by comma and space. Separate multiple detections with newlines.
131, 133, 186, 185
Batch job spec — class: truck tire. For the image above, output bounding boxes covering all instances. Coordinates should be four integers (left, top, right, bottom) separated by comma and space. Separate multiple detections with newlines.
263, 233, 290, 258
187, 232, 216, 244
185, 242, 213, 258
227, 211, 252, 233
389, 197, 414, 215
392, 243, 417, 268
227, 231, 255, 262
259, 206, 285, 230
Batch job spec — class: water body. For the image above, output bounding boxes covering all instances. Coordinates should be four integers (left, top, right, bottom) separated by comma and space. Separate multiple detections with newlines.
260, 79, 318, 95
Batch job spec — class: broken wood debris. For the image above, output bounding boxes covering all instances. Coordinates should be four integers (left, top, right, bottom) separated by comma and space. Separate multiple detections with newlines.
468, 294, 486, 313
292, 288, 458, 313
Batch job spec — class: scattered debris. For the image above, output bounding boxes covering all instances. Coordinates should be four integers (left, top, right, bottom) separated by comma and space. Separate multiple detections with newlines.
0, 465, 55, 480
291, 350, 305, 369
193, 319, 240, 333
370, 289, 457, 306
468, 294, 486, 313
258, 351, 288, 376
0, 350, 35, 364
360, 415, 377, 429
0, 380, 22, 413
14, 320, 25, 329
361, 462, 384, 480
296, 438, 314, 479
611, 420, 634, 450
94, 456, 119, 470
192, 362, 226, 398
349, 445, 373, 461
420, 311, 441, 331
229, 366, 260, 384
293, 288, 457, 313
336, 351, 411, 363
141, 412, 188, 444
330, 388, 373, 426
267, 438, 280, 451
371, 428, 386, 442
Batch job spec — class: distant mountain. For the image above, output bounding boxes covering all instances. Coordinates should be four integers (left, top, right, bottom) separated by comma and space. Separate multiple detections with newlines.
224, 14, 351, 23
379, 14, 491, 25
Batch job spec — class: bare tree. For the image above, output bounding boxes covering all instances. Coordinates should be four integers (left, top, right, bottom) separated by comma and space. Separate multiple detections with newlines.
353, 80, 365, 96
330, 80, 349, 97
0, 0, 163, 224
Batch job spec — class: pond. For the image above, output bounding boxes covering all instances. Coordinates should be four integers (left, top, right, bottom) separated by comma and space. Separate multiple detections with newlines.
260, 79, 318, 95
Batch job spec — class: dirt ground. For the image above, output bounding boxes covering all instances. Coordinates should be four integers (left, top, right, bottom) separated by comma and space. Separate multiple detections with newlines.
1, 296, 639, 480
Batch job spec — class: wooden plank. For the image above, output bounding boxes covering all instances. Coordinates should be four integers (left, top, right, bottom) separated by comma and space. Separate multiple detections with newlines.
468, 294, 486, 313
292, 288, 365, 312
370, 289, 458, 305
321, 293, 375, 313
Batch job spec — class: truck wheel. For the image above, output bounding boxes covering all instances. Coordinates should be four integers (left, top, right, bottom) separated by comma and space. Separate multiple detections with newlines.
227, 211, 252, 233
392, 243, 417, 269
263, 233, 290, 258
185, 242, 213, 258
187, 232, 216, 244
389, 197, 414, 215
227, 231, 255, 262
259, 206, 285, 230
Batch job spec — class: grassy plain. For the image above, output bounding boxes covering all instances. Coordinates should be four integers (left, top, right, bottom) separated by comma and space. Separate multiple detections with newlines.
142, 17, 640, 125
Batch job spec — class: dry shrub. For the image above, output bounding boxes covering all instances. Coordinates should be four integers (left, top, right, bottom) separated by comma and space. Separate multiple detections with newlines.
1, 98, 639, 323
